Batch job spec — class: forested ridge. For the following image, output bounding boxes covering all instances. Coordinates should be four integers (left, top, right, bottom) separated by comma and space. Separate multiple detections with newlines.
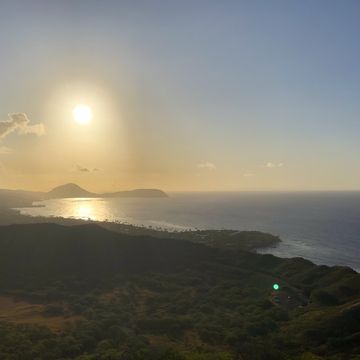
0, 223, 358, 360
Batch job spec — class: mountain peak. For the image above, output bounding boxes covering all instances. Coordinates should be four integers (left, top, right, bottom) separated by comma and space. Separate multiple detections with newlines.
48, 183, 94, 199
46, 183, 168, 199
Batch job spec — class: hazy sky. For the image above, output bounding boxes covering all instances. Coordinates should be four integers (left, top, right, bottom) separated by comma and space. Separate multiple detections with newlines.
0, 0, 360, 192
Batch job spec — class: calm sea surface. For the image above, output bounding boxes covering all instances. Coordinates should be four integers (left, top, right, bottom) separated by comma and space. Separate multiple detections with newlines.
18, 192, 360, 271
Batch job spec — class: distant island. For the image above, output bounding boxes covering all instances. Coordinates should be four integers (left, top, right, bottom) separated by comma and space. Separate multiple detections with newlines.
47, 183, 168, 199
0, 183, 168, 207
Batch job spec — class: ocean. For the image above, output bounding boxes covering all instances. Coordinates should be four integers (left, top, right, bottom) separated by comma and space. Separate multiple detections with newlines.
17, 191, 360, 271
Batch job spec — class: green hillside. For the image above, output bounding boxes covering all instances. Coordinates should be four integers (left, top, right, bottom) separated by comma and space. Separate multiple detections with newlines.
0, 224, 358, 360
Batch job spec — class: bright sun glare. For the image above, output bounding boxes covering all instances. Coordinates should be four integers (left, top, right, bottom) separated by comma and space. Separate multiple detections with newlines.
73, 104, 93, 125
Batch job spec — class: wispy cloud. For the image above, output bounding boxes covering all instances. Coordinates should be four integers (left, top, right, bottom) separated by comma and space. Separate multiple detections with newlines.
74, 164, 100, 173
264, 162, 284, 168
197, 161, 216, 171
0, 113, 45, 139
76, 164, 90, 172
243, 172, 254, 177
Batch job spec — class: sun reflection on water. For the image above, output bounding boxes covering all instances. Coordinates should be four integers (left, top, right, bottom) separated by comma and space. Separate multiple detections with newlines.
63, 198, 110, 221
17, 197, 187, 231
74, 203, 93, 220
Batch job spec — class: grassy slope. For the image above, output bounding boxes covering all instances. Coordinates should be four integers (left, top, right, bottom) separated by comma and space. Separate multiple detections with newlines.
0, 223, 358, 359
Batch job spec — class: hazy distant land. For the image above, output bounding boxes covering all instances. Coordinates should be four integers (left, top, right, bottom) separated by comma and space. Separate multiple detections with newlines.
0, 183, 168, 207
47, 183, 168, 199
0, 184, 280, 252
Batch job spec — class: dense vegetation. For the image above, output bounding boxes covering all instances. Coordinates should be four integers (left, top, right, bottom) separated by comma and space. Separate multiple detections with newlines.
0, 223, 359, 360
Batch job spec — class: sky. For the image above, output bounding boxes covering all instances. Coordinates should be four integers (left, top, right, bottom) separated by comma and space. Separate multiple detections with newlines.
0, 0, 360, 192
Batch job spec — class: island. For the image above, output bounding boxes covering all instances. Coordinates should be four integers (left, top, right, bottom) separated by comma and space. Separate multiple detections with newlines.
47, 183, 168, 199
0, 183, 168, 206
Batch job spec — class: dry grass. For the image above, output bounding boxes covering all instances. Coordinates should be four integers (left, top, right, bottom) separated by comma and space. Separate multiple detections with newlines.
0, 295, 83, 332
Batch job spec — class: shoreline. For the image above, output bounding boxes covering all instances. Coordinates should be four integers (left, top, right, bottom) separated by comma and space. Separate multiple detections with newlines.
6, 207, 281, 253
1, 205, 358, 273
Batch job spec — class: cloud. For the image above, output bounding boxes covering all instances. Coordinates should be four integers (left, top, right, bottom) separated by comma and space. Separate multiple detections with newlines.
243, 172, 254, 177
0, 146, 11, 154
0, 113, 45, 139
76, 164, 90, 172
74, 165, 100, 173
197, 162, 216, 171
265, 162, 284, 168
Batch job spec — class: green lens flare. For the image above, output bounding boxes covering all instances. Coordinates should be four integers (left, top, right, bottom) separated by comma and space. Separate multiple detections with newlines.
273, 283, 280, 290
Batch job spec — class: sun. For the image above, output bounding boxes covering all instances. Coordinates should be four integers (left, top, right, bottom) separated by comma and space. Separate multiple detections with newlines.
73, 104, 93, 125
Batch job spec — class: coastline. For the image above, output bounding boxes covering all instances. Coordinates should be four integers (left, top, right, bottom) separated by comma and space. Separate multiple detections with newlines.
1, 203, 358, 273
4, 207, 281, 253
